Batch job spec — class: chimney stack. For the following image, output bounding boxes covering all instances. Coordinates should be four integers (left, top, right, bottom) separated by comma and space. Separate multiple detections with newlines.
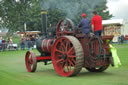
41, 10, 47, 35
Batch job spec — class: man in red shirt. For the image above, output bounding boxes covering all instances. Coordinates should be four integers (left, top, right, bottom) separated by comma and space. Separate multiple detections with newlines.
91, 11, 102, 36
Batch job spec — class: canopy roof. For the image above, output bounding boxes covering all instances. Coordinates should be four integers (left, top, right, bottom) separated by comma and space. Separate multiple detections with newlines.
102, 19, 124, 25
17, 31, 41, 35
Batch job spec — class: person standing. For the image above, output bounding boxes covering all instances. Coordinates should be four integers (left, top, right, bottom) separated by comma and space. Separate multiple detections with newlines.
121, 35, 124, 44
78, 13, 91, 35
7, 37, 13, 50
2, 39, 6, 51
27, 38, 32, 50
20, 38, 25, 50
0, 37, 3, 51
0, 37, 2, 44
31, 35, 36, 49
118, 35, 121, 44
125, 35, 128, 44
91, 11, 102, 36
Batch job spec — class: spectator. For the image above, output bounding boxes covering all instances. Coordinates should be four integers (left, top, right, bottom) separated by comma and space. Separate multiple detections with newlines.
20, 37, 25, 50
0, 37, 3, 51
7, 37, 13, 50
118, 35, 121, 44
25, 37, 29, 48
121, 35, 124, 44
125, 35, 128, 44
27, 38, 32, 50
0, 37, 2, 44
7, 37, 13, 44
31, 35, 36, 49
2, 39, 6, 51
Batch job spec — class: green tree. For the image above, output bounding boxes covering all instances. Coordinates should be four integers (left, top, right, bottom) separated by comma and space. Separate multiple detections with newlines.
94, 0, 113, 20
73, 0, 112, 24
0, 0, 42, 32
0, 0, 112, 32
47, 8, 66, 28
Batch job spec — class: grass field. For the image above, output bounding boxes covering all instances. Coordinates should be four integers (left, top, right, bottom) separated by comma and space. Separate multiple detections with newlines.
0, 44, 128, 85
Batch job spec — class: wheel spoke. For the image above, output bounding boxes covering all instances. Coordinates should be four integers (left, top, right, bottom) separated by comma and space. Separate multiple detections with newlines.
71, 58, 76, 65
29, 59, 33, 64
68, 59, 75, 67
66, 22, 70, 30
66, 40, 70, 51
28, 55, 32, 63
67, 46, 74, 54
56, 59, 64, 64
61, 62, 67, 72
59, 45, 64, 52
67, 64, 70, 72
55, 48, 64, 54
69, 50, 75, 55
68, 60, 74, 72
64, 31, 73, 34
28, 59, 31, 64
57, 32, 63, 34
57, 54, 63, 58
68, 55, 76, 58
61, 24, 65, 31
60, 40, 66, 50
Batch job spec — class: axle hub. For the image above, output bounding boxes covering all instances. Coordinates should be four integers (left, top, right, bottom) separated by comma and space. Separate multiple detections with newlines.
62, 54, 67, 60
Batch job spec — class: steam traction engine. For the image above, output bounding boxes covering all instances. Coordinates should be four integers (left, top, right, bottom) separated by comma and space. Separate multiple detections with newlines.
25, 10, 113, 77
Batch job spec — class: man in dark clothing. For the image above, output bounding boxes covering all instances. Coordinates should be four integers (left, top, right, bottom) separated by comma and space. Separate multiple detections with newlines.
20, 38, 25, 50
78, 13, 90, 35
27, 38, 32, 50
0, 37, 2, 51
91, 11, 102, 36
121, 35, 124, 44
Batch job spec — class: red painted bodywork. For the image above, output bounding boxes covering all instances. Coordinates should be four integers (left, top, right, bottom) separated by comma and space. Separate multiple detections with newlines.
38, 33, 113, 68
36, 56, 51, 61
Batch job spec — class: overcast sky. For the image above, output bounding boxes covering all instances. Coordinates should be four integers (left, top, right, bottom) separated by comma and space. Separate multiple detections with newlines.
107, 0, 128, 20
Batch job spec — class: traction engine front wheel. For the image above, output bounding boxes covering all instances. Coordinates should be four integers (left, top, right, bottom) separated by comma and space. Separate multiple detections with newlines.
52, 36, 84, 77
25, 51, 37, 72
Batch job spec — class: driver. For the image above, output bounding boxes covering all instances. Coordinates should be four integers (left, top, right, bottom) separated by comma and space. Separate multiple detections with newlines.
78, 13, 91, 35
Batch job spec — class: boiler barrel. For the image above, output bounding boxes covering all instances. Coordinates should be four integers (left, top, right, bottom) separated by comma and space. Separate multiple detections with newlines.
36, 39, 55, 54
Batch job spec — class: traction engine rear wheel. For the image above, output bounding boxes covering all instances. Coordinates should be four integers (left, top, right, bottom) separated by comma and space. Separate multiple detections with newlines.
86, 35, 109, 72
25, 51, 37, 72
52, 36, 84, 77
86, 65, 109, 72
88, 36, 102, 61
